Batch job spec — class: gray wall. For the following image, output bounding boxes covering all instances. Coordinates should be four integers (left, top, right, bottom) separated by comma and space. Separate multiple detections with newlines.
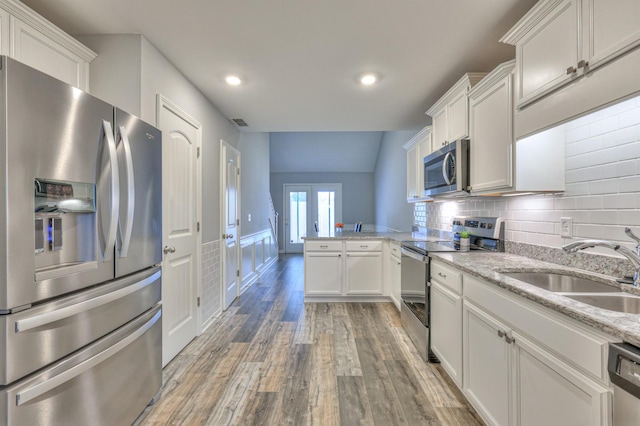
237, 133, 271, 236
373, 130, 419, 231
271, 172, 374, 249
78, 34, 241, 243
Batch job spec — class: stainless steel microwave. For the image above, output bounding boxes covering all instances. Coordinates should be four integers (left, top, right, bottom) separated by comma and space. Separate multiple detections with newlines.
423, 139, 470, 197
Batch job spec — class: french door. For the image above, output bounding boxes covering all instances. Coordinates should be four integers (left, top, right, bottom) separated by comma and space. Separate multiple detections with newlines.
284, 184, 342, 253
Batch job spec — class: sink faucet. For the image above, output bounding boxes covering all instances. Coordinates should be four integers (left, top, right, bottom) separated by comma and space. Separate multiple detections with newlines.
562, 231, 640, 287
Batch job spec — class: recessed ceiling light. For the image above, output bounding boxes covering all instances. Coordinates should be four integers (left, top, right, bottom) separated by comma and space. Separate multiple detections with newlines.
360, 73, 378, 85
225, 75, 243, 86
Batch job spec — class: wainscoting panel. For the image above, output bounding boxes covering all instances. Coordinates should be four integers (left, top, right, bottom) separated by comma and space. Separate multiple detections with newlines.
240, 229, 278, 293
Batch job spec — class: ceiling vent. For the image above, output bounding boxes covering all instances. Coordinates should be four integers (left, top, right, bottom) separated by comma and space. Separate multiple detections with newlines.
231, 118, 248, 127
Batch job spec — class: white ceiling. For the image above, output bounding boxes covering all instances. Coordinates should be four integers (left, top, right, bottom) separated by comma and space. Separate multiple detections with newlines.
21, 0, 537, 133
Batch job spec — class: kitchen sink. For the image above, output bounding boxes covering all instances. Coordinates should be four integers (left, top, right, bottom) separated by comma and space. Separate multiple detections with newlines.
502, 272, 620, 293
565, 294, 640, 314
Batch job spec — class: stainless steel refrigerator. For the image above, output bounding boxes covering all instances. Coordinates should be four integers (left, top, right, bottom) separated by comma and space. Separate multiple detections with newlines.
0, 56, 162, 425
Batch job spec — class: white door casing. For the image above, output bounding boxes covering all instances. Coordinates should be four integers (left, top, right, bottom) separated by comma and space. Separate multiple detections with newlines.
157, 95, 202, 367
221, 141, 240, 310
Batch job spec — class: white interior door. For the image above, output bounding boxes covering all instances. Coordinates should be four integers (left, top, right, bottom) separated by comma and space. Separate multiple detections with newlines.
221, 141, 240, 310
158, 95, 201, 367
284, 183, 342, 253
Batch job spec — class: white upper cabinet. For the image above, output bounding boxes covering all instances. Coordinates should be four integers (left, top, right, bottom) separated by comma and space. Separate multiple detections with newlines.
0, 0, 95, 90
426, 73, 486, 149
502, 0, 640, 110
469, 60, 516, 194
403, 126, 432, 202
584, 0, 640, 72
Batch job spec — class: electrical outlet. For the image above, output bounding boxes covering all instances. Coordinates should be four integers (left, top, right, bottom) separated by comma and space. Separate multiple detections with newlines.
248, 213, 252, 222
560, 217, 573, 238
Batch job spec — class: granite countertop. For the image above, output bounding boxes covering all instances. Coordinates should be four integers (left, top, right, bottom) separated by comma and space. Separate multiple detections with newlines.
430, 252, 640, 347
303, 231, 451, 243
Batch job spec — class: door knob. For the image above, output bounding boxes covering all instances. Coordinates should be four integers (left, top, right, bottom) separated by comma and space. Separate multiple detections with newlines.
223, 234, 233, 239
163, 245, 176, 254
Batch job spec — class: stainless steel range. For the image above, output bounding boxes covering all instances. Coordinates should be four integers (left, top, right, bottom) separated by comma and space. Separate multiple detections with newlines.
400, 216, 505, 361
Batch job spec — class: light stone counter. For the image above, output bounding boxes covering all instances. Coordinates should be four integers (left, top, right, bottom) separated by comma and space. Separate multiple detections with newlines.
430, 252, 640, 347
303, 231, 452, 243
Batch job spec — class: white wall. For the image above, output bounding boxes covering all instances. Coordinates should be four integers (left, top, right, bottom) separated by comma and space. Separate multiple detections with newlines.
373, 130, 419, 231
416, 94, 640, 256
238, 132, 271, 236
77, 35, 142, 116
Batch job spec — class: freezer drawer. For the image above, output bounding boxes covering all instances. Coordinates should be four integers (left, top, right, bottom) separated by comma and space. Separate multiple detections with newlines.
0, 267, 161, 386
0, 305, 161, 426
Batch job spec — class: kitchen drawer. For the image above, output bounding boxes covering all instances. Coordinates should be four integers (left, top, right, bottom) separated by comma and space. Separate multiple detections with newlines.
0, 267, 161, 385
346, 241, 382, 252
430, 260, 462, 294
390, 242, 402, 258
464, 274, 615, 384
305, 241, 342, 251
0, 305, 161, 426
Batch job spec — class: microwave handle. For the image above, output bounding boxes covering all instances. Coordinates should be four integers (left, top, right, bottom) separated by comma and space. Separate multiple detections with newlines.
442, 151, 454, 185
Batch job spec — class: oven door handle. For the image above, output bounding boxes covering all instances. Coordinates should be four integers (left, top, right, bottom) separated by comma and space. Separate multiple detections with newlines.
401, 247, 426, 262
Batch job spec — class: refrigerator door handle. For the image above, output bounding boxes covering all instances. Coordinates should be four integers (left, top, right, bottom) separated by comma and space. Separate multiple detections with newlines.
117, 125, 135, 258
14, 270, 161, 333
98, 120, 120, 262
15, 308, 161, 406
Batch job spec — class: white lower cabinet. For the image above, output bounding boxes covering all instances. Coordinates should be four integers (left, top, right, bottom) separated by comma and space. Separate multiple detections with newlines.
304, 240, 386, 299
463, 301, 512, 426
345, 251, 382, 295
463, 300, 610, 426
304, 251, 342, 295
425, 261, 617, 426
512, 331, 610, 426
431, 282, 463, 386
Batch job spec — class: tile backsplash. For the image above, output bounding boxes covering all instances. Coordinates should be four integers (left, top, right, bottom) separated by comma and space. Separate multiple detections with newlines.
415, 94, 640, 274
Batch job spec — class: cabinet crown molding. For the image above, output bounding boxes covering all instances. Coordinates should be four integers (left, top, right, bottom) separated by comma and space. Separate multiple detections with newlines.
426, 72, 487, 116
500, 0, 564, 45
402, 125, 432, 150
0, 0, 97, 61
468, 60, 516, 99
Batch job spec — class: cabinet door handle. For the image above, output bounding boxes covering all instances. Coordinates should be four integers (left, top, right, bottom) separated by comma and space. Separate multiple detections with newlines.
438, 272, 447, 279
577, 59, 589, 69
497, 330, 505, 338
505, 335, 515, 344
566, 66, 577, 75
338, 254, 342, 257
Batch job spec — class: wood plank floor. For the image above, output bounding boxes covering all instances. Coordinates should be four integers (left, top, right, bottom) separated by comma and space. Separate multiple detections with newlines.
137, 254, 483, 426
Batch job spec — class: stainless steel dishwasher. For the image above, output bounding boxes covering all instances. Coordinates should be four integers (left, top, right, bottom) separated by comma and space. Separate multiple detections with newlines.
608, 343, 640, 425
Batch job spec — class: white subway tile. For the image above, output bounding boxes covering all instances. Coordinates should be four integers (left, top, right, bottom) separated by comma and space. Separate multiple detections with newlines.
544, 234, 565, 248
602, 161, 637, 179
602, 194, 637, 209
589, 179, 619, 195
568, 210, 590, 224
564, 182, 590, 196
544, 210, 565, 222
575, 224, 605, 239
618, 107, 640, 129
555, 197, 577, 210
589, 210, 618, 224
527, 232, 546, 245
604, 126, 638, 147
618, 211, 640, 226
619, 176, 640, 193
575, 166, 604, 182
566, 125, 590, 143
590, 115, 619, 137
